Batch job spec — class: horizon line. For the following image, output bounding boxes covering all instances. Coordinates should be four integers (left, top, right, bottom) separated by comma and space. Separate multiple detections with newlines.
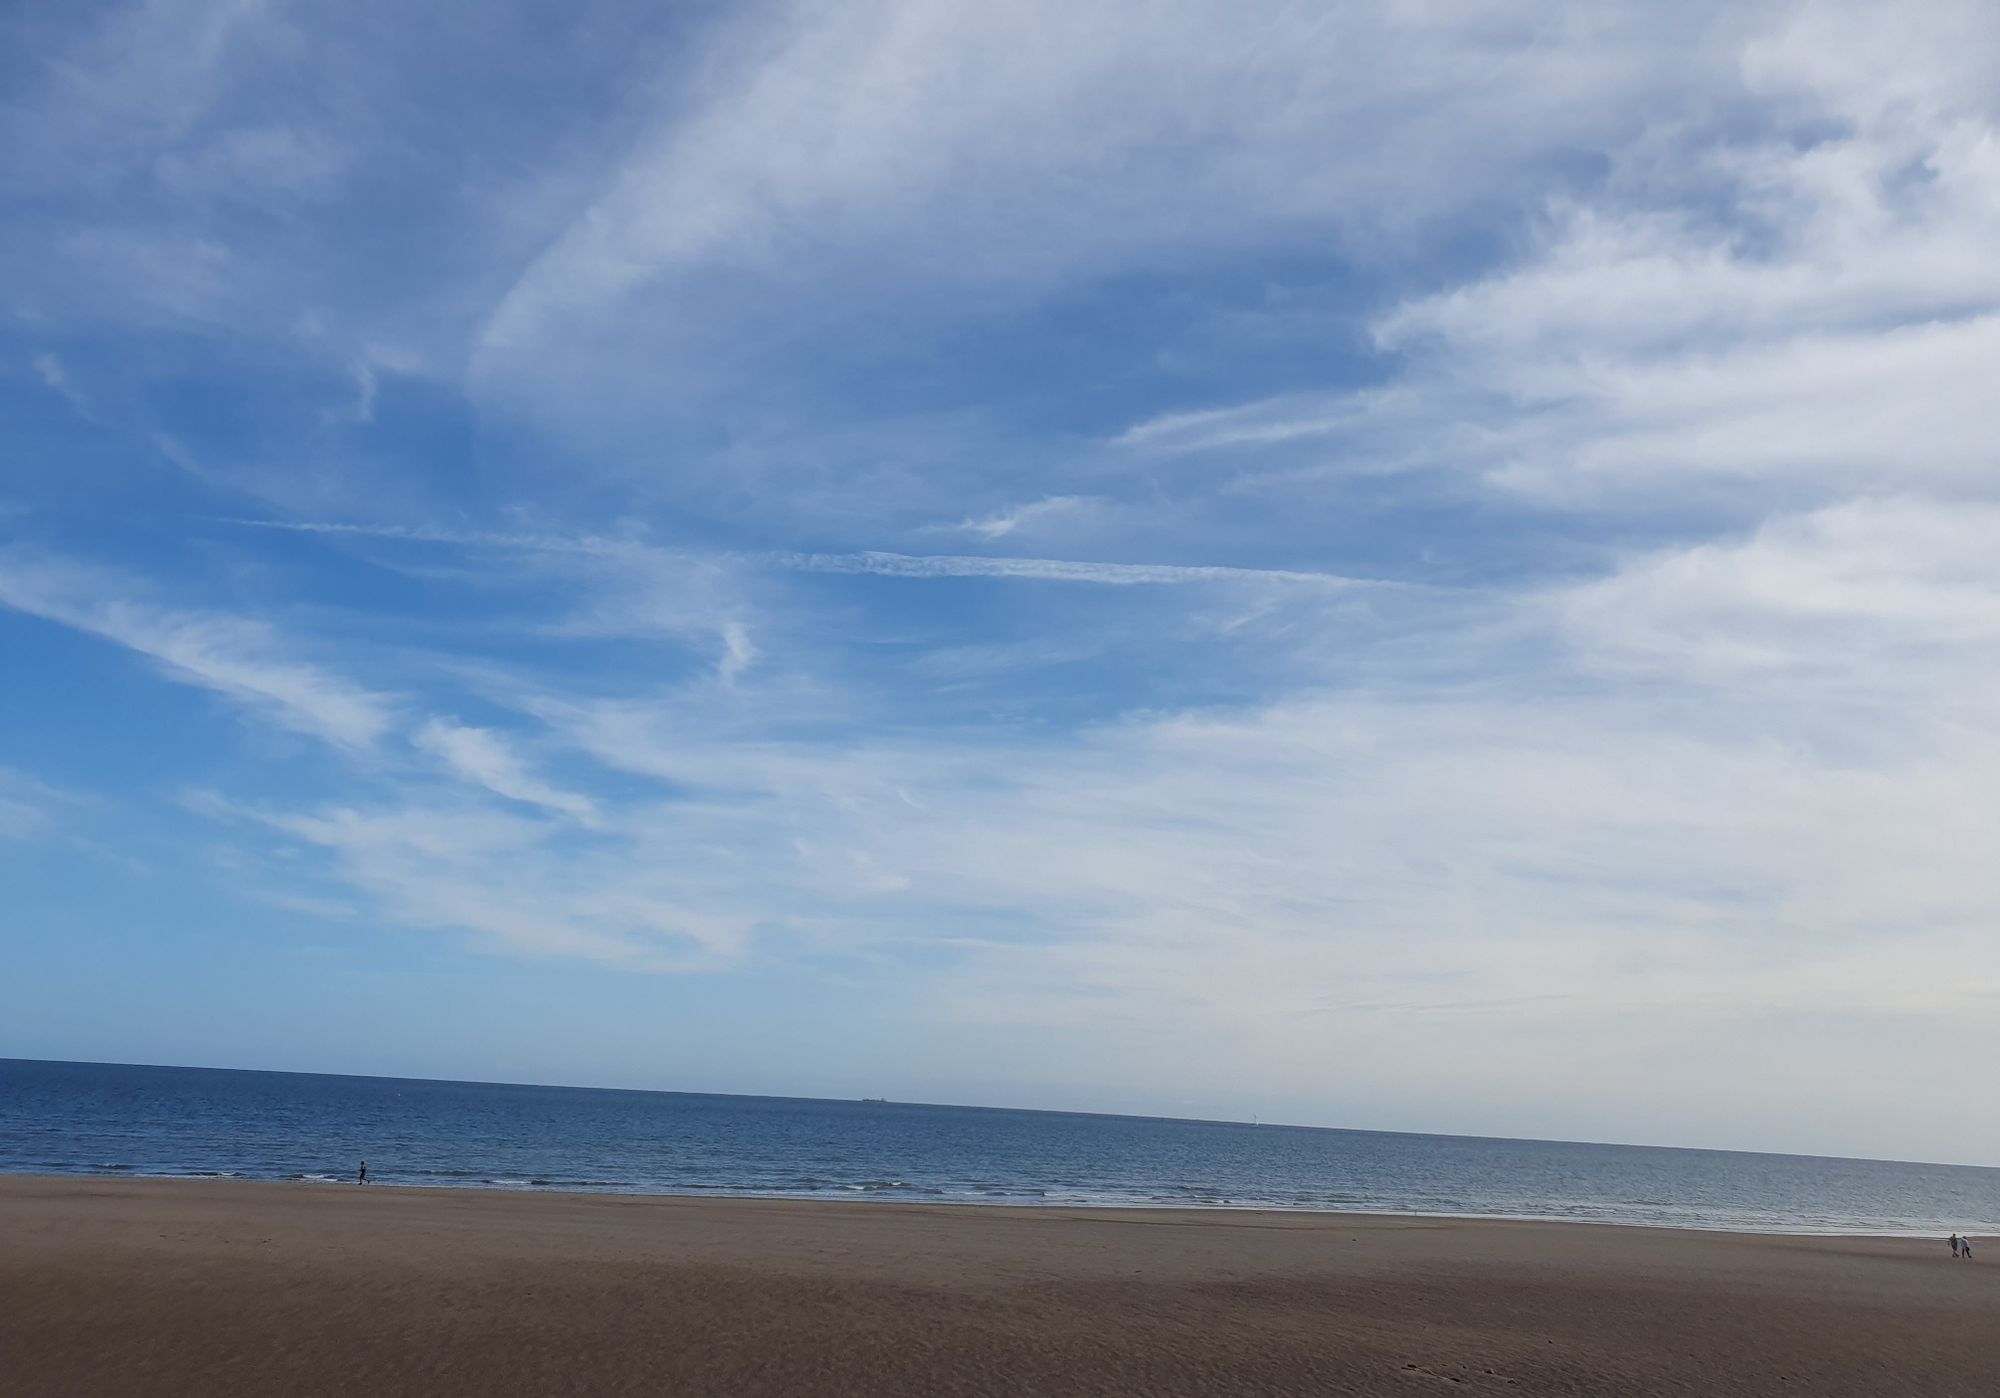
8, 1055, 1994, 1175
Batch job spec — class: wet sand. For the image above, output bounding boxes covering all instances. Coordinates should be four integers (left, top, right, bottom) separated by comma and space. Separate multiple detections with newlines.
2, 1175, 1994, 1396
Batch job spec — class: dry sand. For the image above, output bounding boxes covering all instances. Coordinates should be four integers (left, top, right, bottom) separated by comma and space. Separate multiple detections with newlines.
2, 1176, 1994, 1396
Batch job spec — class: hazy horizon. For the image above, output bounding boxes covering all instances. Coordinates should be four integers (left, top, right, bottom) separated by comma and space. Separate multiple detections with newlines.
6, 1, 1999, 1167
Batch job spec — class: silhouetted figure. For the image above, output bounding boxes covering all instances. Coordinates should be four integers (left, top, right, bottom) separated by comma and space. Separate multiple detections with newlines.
1950, 1233, 1962, 1257
358, 1159, 368, 1185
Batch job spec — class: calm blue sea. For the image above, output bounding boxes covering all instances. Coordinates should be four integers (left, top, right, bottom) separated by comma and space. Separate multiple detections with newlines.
3, 1059, 1995, 1235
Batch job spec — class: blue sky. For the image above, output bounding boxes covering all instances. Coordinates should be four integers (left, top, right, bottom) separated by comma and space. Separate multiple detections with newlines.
5, 0, 2000, 1164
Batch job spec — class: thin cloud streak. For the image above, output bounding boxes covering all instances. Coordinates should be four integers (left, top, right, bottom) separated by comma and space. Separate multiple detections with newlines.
227, 519, 1400, 590
947, 495, 1095, 540
413, 718, 601, 825
775, 550, 1395, 589
0, 548, 395, 750
31, 353, 93, 418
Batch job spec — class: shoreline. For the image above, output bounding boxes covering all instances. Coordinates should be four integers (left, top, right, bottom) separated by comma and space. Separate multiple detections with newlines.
7, 1176, 1996, 1396
0, 1168, 1985, 1241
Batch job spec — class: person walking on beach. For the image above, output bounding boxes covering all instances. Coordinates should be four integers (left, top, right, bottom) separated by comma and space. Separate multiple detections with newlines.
358, 1159, 368, 1185
1963, 1236, 1974, 1260
1950, 1233, 1961, 1257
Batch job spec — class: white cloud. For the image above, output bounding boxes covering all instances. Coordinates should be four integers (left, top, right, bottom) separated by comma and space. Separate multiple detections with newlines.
319, 348, 422, 427
221, 519, 605, 552
222, 518, 765, 673
0, 766, 75, 840
241, 520, 1385, 591
1559, 497, 2000, 687
31, 353, 92, 418
198, 790, 757, 968
716, 619, 757, 685
1119, 6, 2000, 517
1113, 394, 1391, 455
413, 717, 600, 824
336, 360, 377, 425
947, 495, 1094, 540
778, 549, 1388, 589
0, 548, 394, 749
11, 0, 2000, 1156
469, 1, 1734, 425
1, 0, 269, 194
447, 638, 1996, 1152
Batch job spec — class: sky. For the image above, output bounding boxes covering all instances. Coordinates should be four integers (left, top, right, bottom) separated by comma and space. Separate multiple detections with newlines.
4, 0, 1999, 1166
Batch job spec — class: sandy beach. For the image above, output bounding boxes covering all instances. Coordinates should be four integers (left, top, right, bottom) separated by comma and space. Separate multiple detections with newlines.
2, 1176, 1994, 1396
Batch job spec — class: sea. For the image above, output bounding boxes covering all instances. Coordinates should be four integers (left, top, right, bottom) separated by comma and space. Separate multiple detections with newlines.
3, 1059, 1995, 1235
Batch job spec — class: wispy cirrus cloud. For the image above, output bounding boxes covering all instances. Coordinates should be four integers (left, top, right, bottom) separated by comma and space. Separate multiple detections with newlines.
775, 549, 1390, 590
230, 518, 1391, 590
0, 766, 79, 840
0, 548, 394, 750
10, 0, 2000, 1156
944, 495, 1096, 540
192, 785, 757, 968
31, 353, 93, 419
468, 1, 1733, 441
413, 717, 600, 825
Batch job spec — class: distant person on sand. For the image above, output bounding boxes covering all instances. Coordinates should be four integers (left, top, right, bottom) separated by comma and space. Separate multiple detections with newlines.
358, 1160, 368, 1185
1963, 1236, 1974, 1260
1950, 1233, 1961, 1257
